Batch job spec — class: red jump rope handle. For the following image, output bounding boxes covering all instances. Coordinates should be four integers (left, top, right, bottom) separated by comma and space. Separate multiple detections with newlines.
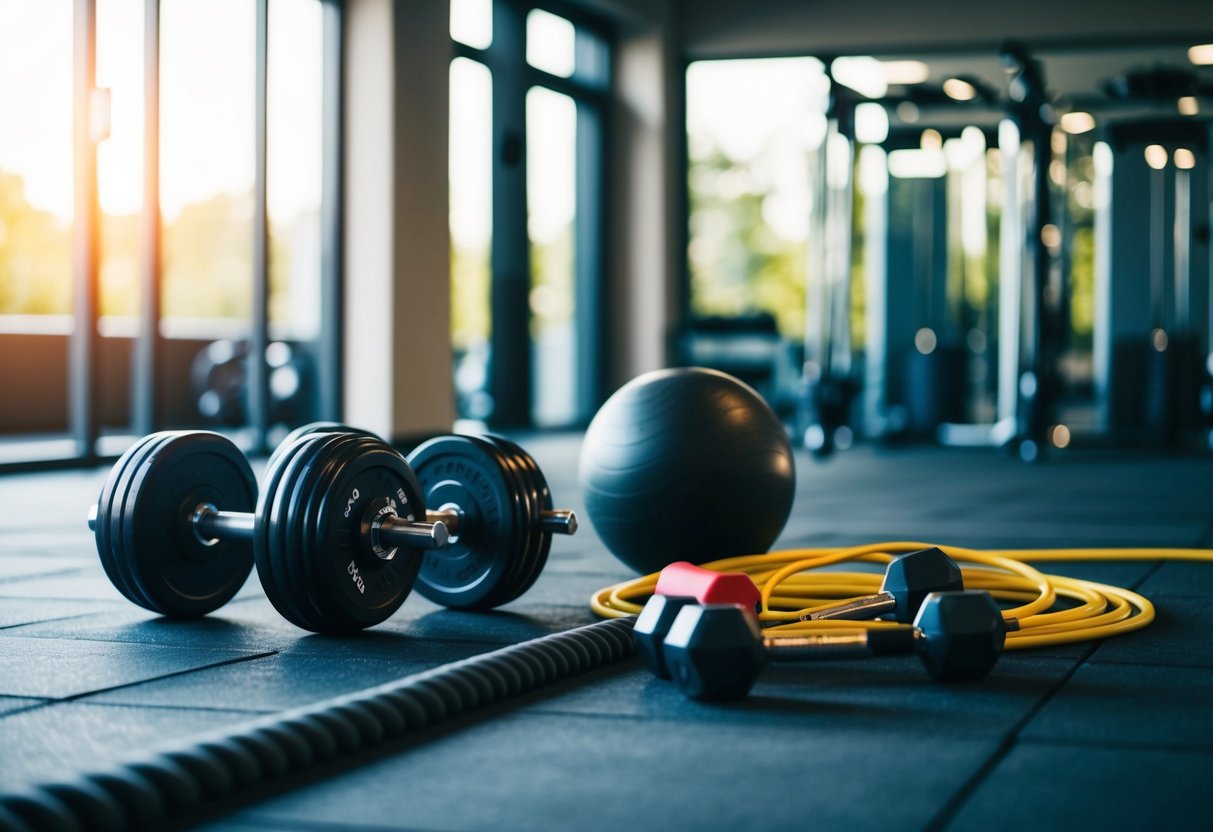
654, 561, 761, 612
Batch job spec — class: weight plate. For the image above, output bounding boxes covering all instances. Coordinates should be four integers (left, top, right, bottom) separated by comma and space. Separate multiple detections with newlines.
96, 432, 175, 610
475, 435, 538, 607
255, 428, 331, 629
275, 431, 358, 631
265, 422, 380, 475
406, 435, 528, 610
112, 432, 188, 612
313, 435, 426, 631
259, 433, 424, 633
117, 432, 257, 617
484, 435, 554, 605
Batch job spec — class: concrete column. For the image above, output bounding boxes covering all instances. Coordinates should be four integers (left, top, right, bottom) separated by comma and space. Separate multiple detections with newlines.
607, 15, 682, 391
343, 0, 454, 440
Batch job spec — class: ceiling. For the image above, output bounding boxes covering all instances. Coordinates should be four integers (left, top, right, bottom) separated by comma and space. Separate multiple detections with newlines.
667, 1, 1213, 135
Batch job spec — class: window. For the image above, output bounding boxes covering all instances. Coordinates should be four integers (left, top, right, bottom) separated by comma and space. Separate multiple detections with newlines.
0, 0, 343, 467
97, 0, 143, 322
449, 55, 494, 421
526, 85, 577, 426
449, 1, 609, 429
0, 0, 74, 460
161, 0, 255, 324
0, 1, 73, 319
686, 58, 828, 340
268, 0, 323, 341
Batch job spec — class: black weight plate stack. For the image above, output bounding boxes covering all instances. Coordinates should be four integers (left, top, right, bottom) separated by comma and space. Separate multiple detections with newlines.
96, 432, 175, 610
265, 422, 381, 475
95, 431, 257, 617
483, 435, 554, 604
406, 435, 544, 610
474, 435, 535, 608
254, 432, 425, 633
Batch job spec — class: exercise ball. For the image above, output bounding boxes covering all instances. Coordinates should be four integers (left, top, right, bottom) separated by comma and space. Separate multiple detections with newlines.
579, 367, 796, 574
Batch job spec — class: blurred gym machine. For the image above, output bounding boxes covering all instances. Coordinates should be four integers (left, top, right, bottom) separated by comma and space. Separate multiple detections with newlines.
1093, 119, 1210, 447
863, 84, 1011, 451
804, 45, 1213, 456
801, 68, 861, 458
992, 43, 1065, 460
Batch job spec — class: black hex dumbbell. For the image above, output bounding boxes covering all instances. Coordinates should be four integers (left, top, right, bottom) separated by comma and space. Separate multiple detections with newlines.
799, 547, 963, 623
631, 551, 962, 678
661, 590, 1007, 701
632, 562, 761, 679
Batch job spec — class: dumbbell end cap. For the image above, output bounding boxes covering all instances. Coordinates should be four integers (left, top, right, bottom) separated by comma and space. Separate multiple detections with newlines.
883, 547, 964, 623
663, 604, 766, 701
542, 510, 578, 536
632, 594, 697, 678
432, 521, 450, 549
914, 590, 1006, 682
87, 504, 98, 532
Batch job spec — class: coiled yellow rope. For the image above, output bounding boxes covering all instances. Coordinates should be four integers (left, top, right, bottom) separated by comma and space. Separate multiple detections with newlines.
590, 542, 1213, 649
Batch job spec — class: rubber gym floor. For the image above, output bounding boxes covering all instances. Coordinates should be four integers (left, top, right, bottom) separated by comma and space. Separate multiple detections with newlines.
0, 435, 1211, 831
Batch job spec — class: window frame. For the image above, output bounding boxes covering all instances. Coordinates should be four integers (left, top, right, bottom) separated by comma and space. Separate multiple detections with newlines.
1, 0, 345, 471
451, 0, 612, 429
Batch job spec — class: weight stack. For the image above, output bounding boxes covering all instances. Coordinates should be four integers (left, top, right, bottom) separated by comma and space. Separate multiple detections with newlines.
904, 345, 966, 439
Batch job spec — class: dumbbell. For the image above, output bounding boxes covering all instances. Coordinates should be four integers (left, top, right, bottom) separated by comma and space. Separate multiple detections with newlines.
268, 422, 577, 608
88, 428, 577, 632
632, 561, 761, 679
799, 546, 963, 623
662, 591, 1007, 701
89, 430, 447, 633
633, 551, 962, 676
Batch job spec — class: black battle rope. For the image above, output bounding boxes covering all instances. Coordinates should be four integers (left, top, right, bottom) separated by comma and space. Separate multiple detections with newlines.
0, 618, 636, 832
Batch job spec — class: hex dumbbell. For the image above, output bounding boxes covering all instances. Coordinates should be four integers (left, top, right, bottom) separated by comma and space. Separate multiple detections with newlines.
661, 590, 1007, 701
632, 552, 962, 677
799, 547, 963, 623
632, 562, 761, 679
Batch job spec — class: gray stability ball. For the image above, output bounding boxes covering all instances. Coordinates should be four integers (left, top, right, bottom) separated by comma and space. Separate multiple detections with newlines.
578, 367, 796, 575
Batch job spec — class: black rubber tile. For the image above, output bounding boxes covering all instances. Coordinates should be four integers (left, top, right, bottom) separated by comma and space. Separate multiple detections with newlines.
1086, 594, 1213, 668
797, 524, 1204, 549
499, 569, 630, 609
0, 532, 97, 557
540, 544, 632, 576
0, 597, 121, 631
531, 654, 1074, 739
1021, 662, 1213, 748
369, 601, 601, 645
0, 697, 45, 718
0, 702, 251, 790
1, 591, 593, 653
202, 821, 402, 832
0, 557, 91, 583
1137, 560, 1213, 596
1015, 558, 1159, 587
0, 568, 129, 602
944, 742, 1213, 830
213, 712, 1000, 832
0, 636, 273, 699
3, 605, 297, 652
87, 639, 498, 712
210, 593, 601, 646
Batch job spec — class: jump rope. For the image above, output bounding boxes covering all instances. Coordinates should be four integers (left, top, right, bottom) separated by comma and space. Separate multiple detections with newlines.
590, 542, 1213, 649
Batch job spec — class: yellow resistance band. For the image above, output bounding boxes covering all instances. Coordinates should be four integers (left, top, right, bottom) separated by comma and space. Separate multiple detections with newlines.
590, 542, 1213, 650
